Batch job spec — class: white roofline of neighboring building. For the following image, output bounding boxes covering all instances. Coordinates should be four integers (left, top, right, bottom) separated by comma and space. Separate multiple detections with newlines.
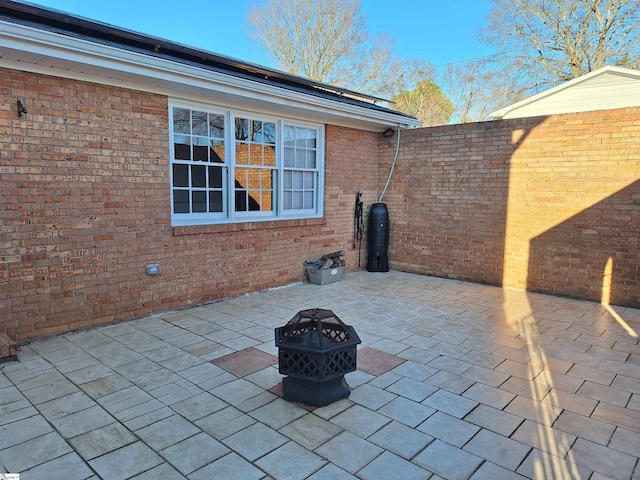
491, 65, 640, 119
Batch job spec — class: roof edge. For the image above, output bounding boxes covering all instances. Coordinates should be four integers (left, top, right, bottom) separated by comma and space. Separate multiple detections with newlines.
491, 65, 640, 119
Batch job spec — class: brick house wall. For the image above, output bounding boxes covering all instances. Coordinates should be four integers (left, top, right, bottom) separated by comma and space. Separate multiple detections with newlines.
1, 69, 378, 342
3, 67, 638, 343
379, 108, 639, 307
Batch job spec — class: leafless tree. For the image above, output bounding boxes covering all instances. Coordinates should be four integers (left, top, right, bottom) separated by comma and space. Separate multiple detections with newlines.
247, 0, 402, 97
441, 60, 523, 123
483, 0, 640, 91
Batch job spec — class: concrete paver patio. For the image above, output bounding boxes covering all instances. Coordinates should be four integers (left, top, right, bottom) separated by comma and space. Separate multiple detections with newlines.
1, 270, 639, 479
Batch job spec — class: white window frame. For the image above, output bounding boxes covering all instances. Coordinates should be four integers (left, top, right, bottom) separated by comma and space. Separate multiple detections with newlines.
169, 100, 324, 226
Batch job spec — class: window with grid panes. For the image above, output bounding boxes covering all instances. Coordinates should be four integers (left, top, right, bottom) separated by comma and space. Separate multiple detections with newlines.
170, 102, 323, 226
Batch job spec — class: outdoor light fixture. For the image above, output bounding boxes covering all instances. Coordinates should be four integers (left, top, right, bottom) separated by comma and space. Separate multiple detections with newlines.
16, 99, 27, 117
382, 128, 395, 138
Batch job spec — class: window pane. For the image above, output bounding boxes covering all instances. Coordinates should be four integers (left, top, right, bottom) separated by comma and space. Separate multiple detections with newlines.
208, 166, 223, 188
304, 191, 314, 209
296, 127, 306, 147
209, 114, 224, 138
284, 125, 295, 146
306, 150, 316, 168
192, 191, 206, 212
173, 190, 189, 213
209, 191, 223, 212
264, 122, 276, 144
249, 144, 262, 165
283, 170, 292, 189
191, 165, 206, 188
251, 120, 263, 142
264, 145, 276, 167
235, 118, 249, 140
210, 140, 225, 163
173, 107, 190, 134
303, 172, 314, 189
284, 147, 295, 167
295, 151, 305, 169
235, 189, 247, 211
174, 135, 190, 160
173, 164, 189, 187
292, 171, 303, 189
193, 137, 209, 161
192, 110, 207, 136
236, 143, 248, 165
283, 191, 292, 209
249, 191, 261, 211
306, 130, 317, 149
292, 191, 303, 209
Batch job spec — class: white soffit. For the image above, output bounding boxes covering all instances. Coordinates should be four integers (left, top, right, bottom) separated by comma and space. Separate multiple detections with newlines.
0, 20, 419, 131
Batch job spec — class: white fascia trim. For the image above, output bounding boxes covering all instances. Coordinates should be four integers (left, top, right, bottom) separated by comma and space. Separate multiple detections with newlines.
0, 20, 418, 130
491, 65, 640, 119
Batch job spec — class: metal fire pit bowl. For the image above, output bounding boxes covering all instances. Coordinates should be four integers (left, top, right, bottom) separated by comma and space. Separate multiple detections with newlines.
275, 308, 361, 406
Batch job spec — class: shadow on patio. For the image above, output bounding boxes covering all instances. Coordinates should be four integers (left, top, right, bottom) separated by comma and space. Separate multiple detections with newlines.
1, 271, 639, 479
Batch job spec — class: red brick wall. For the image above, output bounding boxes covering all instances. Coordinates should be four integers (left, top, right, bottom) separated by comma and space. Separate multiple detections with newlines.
1, 70, 377, 342
3, 67, 637, 343
380, 108, 639, 307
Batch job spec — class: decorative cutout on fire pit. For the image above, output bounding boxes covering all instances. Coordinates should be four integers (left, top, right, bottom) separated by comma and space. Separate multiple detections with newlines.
275, 308, 361, 406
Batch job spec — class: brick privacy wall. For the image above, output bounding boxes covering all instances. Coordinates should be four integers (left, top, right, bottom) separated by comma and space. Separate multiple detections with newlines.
379, 108, 639, 307
1, 70, 378, 342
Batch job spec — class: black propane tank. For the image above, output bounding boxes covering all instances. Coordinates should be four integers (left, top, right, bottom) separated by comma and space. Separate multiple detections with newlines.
367, 203, 389, 272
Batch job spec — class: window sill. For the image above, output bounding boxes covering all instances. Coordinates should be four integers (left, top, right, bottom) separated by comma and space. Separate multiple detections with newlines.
172, 217, 326, 236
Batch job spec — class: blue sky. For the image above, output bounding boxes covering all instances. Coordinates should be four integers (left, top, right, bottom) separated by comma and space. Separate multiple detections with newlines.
26, 0, 496, 69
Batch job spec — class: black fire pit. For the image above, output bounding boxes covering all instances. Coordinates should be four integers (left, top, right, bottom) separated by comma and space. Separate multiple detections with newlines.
275, 308, 361, 406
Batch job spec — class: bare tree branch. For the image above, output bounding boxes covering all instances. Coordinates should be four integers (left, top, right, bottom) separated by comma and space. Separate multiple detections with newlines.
482, 0, 640, 92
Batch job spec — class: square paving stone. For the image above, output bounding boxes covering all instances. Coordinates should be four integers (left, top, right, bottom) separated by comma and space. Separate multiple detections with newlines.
50, 405, 115, 439
307, 463, 357, 480
390, 361, 438, 381
69, 422, 137, 460
462, 382, 516, 410
0, 414, 53, 450
129, 462, 187, 480
135, 414, 200, 451
279, 413, 343, 450
211, 347, 277, 377
348, 384, 397, 410
516, 447, 590, 480
195, 406, 256, 440
210, 378, 264, 405
414, 439, 483, 480
255, 442, 326, 480
417, 411, 480, 447
368, 421, 434, 459
357, 347, 405, 376
358, 451, 433, 480
470, 460, 529, 480
315, 431, 383, 474
378, 396, 435, 427
569, 437, 637, 480
37, 391, 97, 421
188, 452, 265, 480
463, 429, 531, 470
89, 441, 163, 480
18, 451, 95, 480
331, 404, 391, 438
159, 431, 229, 475
169, 391, 227, 421
422, 389, 478, 418
0, 431, 72, 472
222, 422, 287, 461
385, 377, 438, 402
248, 397, 308, 429
464, 404, 524, 437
